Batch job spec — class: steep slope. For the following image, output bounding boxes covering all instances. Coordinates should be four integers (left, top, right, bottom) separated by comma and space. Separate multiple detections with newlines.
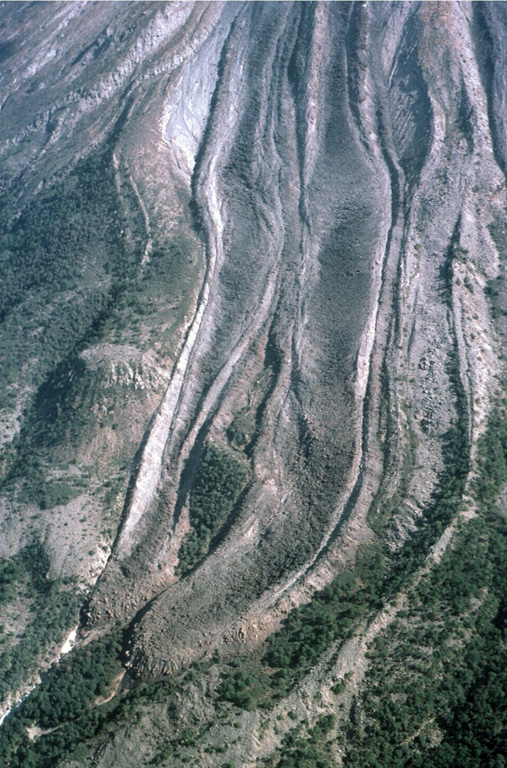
0, 2, 506, 767
87, 0, 505, 679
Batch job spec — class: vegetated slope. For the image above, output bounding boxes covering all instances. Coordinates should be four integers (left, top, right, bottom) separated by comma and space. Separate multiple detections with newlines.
0, 2, 506, 767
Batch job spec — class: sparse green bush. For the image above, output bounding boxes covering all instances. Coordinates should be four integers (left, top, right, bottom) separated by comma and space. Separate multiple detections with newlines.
268, 720, 336, 768
227, 408, 256, 448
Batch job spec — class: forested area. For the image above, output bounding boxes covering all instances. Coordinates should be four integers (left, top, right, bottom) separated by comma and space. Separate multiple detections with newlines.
0, 140, 198, 513
178, 443, 250, 574
0, 631, 126, 767
0, 150, 136, 410
340, 410, 507, 768
0, 544, 79, 703
224, 410, 507, 768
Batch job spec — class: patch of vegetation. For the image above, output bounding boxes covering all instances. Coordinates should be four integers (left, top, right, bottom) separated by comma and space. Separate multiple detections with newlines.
35, 480, 85, 510
2, 225, 199, 505
368, 368, 417, 536
0, 649, 180, 768
383, 336, 470, 590
0, 155, 128, 322
0, 558, 24, 606
218, 663, 271, 711
23, 632, 122, 728
119, 230, 199, 350
177, 443, 250, 574
344, 517, 507, 767
261, 717, 337, 768
0, 630, 123, 767
473, 410, 507, 504
227, 407, 256, 450
0, 139, 200, 505
0, 149, 139, 409
386, 412, 469, 590
264, 547, 386, 677
488, 218, 507, 263
0, 544, 80, 703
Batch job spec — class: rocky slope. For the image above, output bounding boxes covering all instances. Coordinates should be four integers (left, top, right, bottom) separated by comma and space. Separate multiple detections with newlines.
0, 2, 506, 766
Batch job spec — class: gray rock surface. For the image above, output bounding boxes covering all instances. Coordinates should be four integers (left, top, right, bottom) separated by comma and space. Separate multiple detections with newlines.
0, 2, 506, 763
